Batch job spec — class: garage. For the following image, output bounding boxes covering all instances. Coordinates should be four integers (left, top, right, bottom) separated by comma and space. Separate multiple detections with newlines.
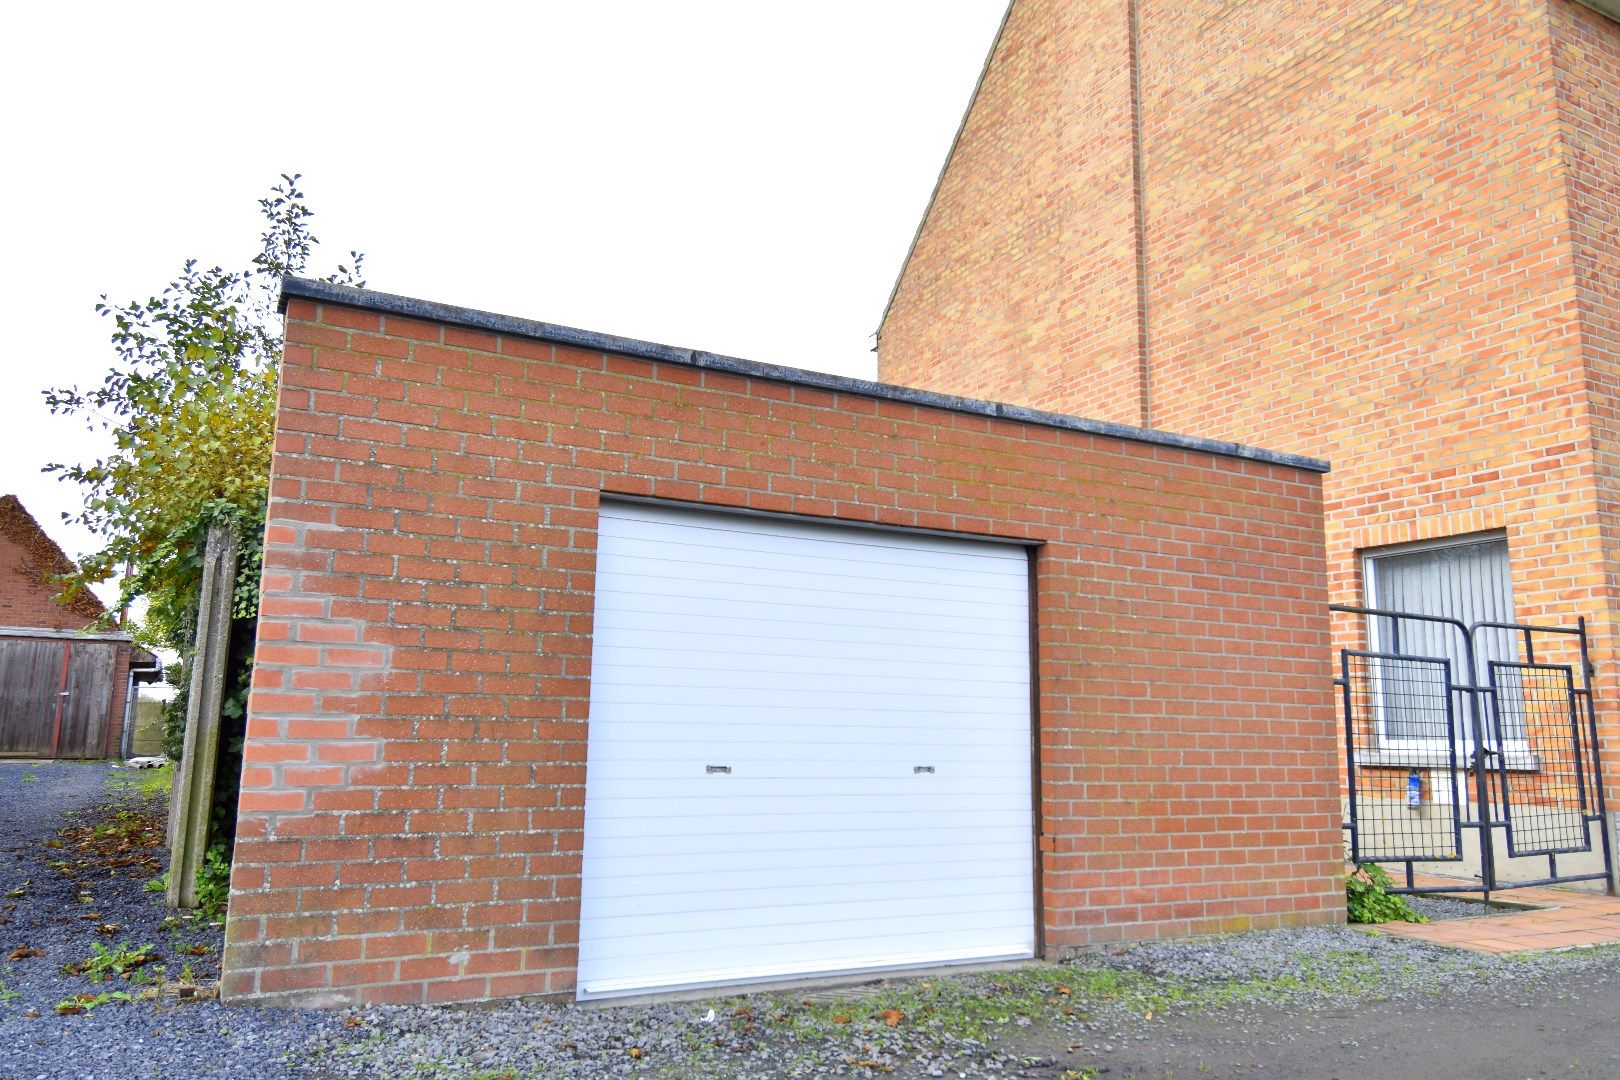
225, 281, 1342, 1008
576, 500, 1037, 999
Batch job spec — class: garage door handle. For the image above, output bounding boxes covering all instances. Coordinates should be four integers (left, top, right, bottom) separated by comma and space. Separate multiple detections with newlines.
706, 765, 732, 774
914, 765, 935, 774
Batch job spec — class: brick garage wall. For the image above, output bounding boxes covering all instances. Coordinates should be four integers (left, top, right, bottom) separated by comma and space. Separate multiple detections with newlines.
878, 0, 1620, 795
222, 283, 1339, 1007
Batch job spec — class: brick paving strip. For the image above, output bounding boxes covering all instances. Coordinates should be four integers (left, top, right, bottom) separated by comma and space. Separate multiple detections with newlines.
1361, 876, 1620, 953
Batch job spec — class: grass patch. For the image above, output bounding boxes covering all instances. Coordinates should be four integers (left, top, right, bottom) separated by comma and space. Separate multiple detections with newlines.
109, 762, 173, 802
707, 945, 1478, 1052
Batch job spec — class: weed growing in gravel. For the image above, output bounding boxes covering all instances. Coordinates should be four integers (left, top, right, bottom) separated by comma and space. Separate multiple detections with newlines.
0, 979, 19, 1005
1346, 863, 1427, 924
63, 941, 158, 984
195, 842, 232, 917
109, 762, 173, 801
54, 990, 135, 1015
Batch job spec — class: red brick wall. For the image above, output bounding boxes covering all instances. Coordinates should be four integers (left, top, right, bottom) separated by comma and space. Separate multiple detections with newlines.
0, 529, 98, 632
1553, 3, 1620, 747
222, 296, 1339, 1006
878, 0, 1620, 795
879, 0, 1145, 424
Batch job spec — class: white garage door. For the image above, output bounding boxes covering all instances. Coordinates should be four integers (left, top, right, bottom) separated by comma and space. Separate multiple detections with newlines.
577, 501, 1036, 1000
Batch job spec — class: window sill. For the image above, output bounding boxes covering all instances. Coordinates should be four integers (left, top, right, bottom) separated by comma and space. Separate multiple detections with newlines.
1354, 749, 1541, 773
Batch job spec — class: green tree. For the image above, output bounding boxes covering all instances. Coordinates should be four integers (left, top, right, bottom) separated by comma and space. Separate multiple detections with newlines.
44, 176, 364, 908
44, 174, 363, 649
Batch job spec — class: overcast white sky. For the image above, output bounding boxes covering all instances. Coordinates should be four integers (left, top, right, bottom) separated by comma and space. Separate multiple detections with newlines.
0, 1, 1007, 604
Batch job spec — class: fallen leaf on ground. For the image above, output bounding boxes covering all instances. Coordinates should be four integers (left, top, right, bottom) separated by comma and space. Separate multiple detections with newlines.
8, 945, 43, 961
731, 1006, 752, 1019
627, 1047, 643, 1059
831, 1012, 853, 1024
880, 1009, 904, 1027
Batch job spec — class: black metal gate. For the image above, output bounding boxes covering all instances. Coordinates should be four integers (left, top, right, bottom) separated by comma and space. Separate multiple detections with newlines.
1334, 605, 1613, 897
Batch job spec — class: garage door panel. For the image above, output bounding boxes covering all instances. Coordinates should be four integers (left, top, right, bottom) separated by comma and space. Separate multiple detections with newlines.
580, 913, 1035, 968
594, 584, 1027, 633
585, 706, 1027, 732
582, 758, 1034, 783
589, 712, 1030, 748
597, 517, 1027, 574
589, 738, 1030, 773
588, 664, 1025, 699
579, 921, 1036, 993
595, 611, 1029, 655
584, 776, 1032, 802
583, 839, 1025, 876
583, 793, 1023, 829
592, 651, 1026, 686
582, 886, 1036, 942
587, 686, 1019, 714
593, 547, 1027, 601
582, 822, 1033, 856
582, 862, 1032, 906
579, 822, 1023, 854
590, 627, 1026, 669
579, 502, 1035, 999
598, 511, 1028, 575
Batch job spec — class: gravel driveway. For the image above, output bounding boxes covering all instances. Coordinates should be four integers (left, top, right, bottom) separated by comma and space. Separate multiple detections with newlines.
4, 761, 1620, 1079
0, 761, 341, 1079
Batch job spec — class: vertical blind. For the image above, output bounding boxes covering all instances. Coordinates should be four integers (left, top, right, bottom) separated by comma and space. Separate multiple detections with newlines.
1366, 536, 1517, 742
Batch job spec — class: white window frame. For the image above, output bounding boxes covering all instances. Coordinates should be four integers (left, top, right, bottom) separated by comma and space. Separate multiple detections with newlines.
1362, 532, 1527, 757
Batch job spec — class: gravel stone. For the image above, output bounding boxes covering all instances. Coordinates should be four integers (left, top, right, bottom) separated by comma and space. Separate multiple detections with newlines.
1404, 892, 1528, 921
0, 760, 343, 1079
6, 761, 1620, 1079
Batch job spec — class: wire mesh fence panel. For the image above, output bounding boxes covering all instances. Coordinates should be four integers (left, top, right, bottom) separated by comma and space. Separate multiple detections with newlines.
1491, 661, 1593, 857
1343, 651, 1463, 862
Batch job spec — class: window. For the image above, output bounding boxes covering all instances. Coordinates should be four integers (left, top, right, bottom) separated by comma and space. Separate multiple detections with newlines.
1363, 533, 1521, 750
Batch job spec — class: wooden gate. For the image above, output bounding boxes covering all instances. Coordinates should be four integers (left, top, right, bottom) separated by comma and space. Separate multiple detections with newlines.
0, 631, 127, 759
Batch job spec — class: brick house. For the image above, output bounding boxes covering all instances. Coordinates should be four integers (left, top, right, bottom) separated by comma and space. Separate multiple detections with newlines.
879, 0, 1620, 881
223, 278, 1340, 1006
0, 494, 151, 758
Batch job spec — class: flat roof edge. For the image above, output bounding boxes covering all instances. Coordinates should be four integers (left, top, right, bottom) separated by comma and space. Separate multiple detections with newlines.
0, 625, 134, 643
279, 277, 1330, 474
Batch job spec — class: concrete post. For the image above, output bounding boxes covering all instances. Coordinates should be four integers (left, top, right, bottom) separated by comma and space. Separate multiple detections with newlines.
167, 524, 239, 909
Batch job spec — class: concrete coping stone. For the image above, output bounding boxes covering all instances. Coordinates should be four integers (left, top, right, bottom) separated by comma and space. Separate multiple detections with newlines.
279, 276, 1330, 475
0, 625, 134, 642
